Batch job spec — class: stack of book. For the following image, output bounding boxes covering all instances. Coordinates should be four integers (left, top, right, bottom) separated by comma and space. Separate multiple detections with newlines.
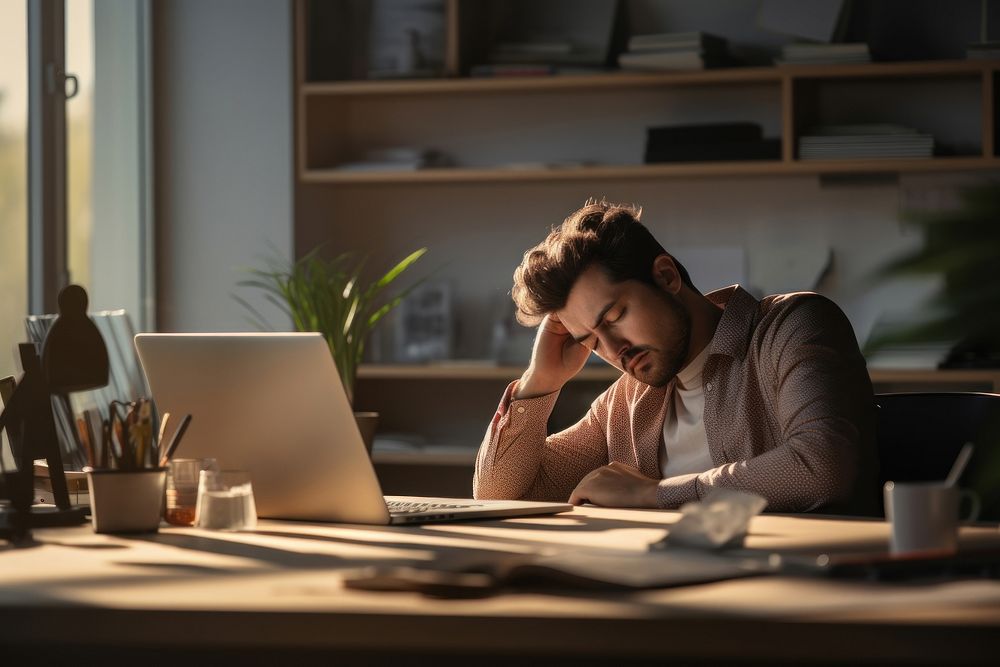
798, 124, 934, 160
644, 122, 780, 163
472, 41, 610, 78
967, 42, 1000, 59
335, 147, 453, 172
618, 31, 732, 71
34, 461, 90, 507
778, 42, 870, 65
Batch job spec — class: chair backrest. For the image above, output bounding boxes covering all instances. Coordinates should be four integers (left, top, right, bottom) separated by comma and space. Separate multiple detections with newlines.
875, 392, 1000, 518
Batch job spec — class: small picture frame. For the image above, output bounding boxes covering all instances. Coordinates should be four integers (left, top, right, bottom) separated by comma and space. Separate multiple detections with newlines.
394, 282, 453, 363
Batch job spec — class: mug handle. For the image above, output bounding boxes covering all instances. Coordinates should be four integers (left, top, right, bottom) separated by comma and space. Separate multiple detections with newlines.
959, 489, 981, 522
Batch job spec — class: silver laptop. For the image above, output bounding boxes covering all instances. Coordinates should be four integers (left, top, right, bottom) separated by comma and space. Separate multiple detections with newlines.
134, 333, 571, 524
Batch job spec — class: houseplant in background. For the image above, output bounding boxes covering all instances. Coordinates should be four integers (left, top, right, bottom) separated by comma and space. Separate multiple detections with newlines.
864, 181, 1000, 367
865, 181, 1000, 517
237, 246, 426, 452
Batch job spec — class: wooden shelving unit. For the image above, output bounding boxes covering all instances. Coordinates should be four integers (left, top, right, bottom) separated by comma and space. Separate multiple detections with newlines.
300, 59, 997, 97
300, 156, 1000, 185
297, 19, 1000, 184
296, 2, 1000, 483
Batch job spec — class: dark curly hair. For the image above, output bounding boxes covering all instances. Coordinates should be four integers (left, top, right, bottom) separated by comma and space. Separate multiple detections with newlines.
511, 199, 695, 326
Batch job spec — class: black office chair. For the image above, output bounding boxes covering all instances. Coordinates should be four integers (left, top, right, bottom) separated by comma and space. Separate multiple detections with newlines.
875, 392, 1000, 519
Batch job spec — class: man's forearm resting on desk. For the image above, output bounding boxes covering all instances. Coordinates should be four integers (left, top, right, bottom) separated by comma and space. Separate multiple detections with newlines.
473, 200, 877, 514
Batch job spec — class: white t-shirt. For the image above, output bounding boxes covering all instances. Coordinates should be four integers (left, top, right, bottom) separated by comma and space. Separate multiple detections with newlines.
660, 344, 713, 478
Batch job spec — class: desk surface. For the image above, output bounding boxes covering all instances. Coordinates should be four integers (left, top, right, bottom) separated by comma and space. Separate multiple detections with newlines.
2, 507, 1000, 664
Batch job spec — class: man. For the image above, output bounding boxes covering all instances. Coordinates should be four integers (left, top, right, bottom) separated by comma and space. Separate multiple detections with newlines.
473, 200, 877, 514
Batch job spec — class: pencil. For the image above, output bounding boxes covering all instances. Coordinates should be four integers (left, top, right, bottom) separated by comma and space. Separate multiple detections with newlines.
76, 417, 94, 468
159, 414, 192, 468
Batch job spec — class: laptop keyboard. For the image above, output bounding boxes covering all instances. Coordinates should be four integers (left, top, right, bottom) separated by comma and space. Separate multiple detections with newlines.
386, 500, 485, 515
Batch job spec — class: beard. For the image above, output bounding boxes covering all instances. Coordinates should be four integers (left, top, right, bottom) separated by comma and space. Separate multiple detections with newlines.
623, 290, 692, 387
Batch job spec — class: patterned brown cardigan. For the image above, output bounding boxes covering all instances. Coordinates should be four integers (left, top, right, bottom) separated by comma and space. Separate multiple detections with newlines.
474, 286, 878, 514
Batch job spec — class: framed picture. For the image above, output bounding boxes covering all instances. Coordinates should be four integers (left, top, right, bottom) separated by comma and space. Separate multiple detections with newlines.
394, 282, 453, 363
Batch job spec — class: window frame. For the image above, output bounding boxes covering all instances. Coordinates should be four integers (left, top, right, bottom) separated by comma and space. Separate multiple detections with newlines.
27, 0, 68, 316
25, 0, 155, 328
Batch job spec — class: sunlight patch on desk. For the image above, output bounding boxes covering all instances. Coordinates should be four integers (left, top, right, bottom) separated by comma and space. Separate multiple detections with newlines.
428, 524, 669, 552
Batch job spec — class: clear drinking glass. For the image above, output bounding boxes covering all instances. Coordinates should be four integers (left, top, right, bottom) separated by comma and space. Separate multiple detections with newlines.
195, 469, 258, 531
165, 457, 218, 526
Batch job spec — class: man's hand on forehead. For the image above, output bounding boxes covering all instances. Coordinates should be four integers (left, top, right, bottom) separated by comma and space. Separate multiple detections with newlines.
542, 313, 571, 336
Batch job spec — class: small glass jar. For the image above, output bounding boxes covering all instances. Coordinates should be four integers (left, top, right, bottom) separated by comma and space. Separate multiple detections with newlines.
164, 458, 217, 526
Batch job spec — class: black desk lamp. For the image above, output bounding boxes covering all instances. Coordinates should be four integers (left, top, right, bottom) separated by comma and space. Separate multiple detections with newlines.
0, 285, 108, 541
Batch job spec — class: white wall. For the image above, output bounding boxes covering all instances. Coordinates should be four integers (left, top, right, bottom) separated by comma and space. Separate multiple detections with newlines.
154, 0, 292, 332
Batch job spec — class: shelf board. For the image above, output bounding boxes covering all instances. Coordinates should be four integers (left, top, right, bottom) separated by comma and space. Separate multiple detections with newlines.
358, 363, 1000, 388
303, 67, 783, 96
301, 157, 1000, 185
302, 60, 999, 98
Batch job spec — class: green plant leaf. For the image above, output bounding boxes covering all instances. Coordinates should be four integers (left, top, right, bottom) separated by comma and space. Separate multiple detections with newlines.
234, 245, 426, 406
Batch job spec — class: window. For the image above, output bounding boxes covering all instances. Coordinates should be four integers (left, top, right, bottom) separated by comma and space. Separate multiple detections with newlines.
67, 0, 155, 323
0, 2, 29, 380
0, 0, 152, 382
66, 0, 94, 300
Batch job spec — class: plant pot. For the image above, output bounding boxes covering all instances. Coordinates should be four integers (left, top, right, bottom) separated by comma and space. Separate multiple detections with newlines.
86, 468, 166, 533
354, 411, 379, 455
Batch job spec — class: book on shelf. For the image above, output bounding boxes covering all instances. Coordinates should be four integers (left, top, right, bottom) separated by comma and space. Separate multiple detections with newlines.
644, 123, 780, 163
470, 64, 556, 77
777, 42, 870, 65
488, 40, 608, 67
470, 64, 612, 78
627, 31, 728, 53
492, 41, 573, 58
618, 31, 733, 71
798, 124, 933, 159
618, 50, 724, 71
334, 147, 453, 172
646, 140, 781, 163
967, 42, 1000, 59
648, 122, 763, 145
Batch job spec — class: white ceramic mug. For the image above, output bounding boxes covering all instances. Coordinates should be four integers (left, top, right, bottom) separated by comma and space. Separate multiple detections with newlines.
884, 481, 980, 555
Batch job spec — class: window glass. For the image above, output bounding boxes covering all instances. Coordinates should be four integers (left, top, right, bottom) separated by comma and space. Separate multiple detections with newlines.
66, 0, 95, 297
0, 1, 28, 381
66, 0, 148, 324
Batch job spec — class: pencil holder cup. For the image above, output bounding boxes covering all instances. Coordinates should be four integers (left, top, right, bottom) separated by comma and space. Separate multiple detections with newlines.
87, 468, 167, 533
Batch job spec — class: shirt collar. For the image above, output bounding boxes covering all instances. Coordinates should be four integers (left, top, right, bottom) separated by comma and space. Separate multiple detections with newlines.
705, 284, 759, 362
676, 341, 709, 389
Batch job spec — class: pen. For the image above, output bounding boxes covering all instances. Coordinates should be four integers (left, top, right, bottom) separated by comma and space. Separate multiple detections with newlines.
110, 401, 135, 469
135, 400, 153, 467
159, 414, 192, 468
76, 417, 94, 468
101, 419, 111, 469
156, 412, 171, 466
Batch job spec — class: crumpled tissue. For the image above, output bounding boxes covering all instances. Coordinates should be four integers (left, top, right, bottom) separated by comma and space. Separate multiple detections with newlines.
652, 488, 768, 550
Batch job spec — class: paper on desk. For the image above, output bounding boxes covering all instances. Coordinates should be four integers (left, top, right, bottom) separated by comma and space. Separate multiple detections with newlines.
343, 545, 772, 597
652, 488, 768, 550
508, 548, 772, 589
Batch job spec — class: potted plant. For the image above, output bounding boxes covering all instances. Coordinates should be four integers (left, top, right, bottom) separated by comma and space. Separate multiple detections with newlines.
866, 181, 1000, 518
864, 182, 1000, 367
237, 247, 426, 450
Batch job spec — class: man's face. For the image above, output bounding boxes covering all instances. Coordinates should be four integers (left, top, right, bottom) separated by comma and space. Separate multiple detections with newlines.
556, 264, 692, 387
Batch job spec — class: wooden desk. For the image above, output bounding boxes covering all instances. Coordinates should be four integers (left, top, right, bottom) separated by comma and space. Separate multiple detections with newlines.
2, 507, 999, 665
